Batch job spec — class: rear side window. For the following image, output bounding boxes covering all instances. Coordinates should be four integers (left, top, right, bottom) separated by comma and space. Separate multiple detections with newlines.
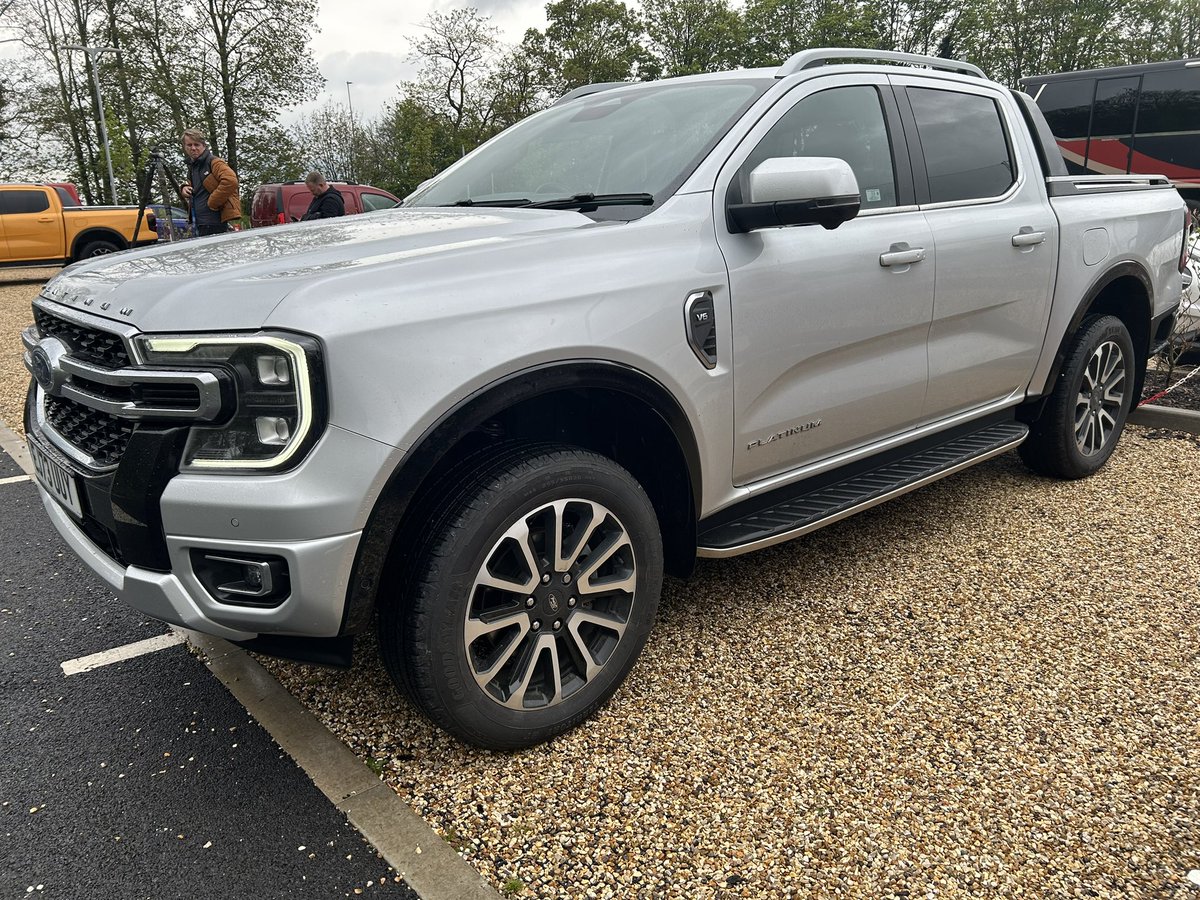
908, 88, 1015, 203
1137, 67, 1200, 134
0, 189, 51, 214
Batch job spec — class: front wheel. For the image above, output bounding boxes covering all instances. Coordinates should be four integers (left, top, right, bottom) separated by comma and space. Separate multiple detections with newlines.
1020, 314, 1136, 479
380, 446, 664, 750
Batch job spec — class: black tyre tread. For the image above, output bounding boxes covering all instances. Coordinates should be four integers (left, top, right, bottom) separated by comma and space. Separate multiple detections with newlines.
387, 444, 661, 750
377, 441, 559, 704
76, 239, 120, 260
1019, 314, 1133, 480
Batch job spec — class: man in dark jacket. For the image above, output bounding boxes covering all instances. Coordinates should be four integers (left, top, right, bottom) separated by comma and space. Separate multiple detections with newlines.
179, 129, 241, 236
300, 172, 345, 220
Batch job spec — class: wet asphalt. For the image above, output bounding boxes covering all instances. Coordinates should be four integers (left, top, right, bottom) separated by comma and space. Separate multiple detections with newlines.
0, 444, 420, 899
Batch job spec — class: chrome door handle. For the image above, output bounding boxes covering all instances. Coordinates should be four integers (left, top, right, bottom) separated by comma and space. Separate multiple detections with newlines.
1012, 230, 1046, 247
879, 244, 926, 267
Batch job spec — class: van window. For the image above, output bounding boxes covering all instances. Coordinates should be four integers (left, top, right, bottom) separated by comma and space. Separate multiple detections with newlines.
1136, 67, 1200, 135
908, 88, 1015, 203
0, 189, 51, 214
1035, 79, 1094, 139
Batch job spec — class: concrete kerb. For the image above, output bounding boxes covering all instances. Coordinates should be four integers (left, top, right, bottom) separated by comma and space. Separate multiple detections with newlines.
1128, 403, 1200, 434
0, 416, 501, 900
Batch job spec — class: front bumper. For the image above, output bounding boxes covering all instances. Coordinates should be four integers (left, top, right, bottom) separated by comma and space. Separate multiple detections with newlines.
29, 420, 400, 640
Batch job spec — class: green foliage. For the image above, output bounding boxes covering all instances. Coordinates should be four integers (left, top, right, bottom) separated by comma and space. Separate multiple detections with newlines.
524, 0, 659, 92
642, 0, 747, 75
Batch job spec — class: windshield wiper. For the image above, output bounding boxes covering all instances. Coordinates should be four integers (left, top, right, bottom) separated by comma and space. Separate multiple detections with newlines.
525, 192, 655, 210
443, 198, 532, 207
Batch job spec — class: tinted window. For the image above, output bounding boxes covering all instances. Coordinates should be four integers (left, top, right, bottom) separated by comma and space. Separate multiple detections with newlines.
1034, 79, 1094, 139
908, 88, 1015, 203
1137, 67, 1200, 135
0, 189, 51, 214
1092, 76, 1139, 139
361, 192, 397, 212
740, 85, 898, 210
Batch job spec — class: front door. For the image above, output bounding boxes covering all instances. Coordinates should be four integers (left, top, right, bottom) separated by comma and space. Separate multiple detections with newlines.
715, 74, 935, 485
0, 188, 63, 262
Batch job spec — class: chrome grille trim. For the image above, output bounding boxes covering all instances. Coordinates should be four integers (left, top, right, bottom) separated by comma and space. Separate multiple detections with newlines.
25, 300, 230, 471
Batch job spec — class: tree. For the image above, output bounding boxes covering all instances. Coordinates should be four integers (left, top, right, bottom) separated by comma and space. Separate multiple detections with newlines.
641, 0, 746, 76
523, 0, 658, 92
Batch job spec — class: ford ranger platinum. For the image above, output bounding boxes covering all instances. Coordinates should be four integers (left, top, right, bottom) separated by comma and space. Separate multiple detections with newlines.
21, 49, 1187, 749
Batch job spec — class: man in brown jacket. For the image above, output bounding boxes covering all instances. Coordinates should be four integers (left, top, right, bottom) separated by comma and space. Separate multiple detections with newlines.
180, 129, 241, 236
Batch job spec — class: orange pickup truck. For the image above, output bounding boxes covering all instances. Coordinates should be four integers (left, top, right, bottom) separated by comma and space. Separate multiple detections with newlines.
0, 184, 158, 266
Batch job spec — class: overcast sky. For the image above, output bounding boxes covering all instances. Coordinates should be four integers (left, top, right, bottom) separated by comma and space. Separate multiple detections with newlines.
304, 0, 549, 124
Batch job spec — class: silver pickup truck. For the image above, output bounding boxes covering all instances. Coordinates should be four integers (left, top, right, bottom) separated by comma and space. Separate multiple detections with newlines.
22, 49, 1187, 749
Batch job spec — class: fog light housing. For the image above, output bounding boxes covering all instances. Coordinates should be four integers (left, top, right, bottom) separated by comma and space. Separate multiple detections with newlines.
191, 550, 290, 607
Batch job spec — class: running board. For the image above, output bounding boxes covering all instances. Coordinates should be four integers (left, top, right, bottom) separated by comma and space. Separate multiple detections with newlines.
697, 421, 1029, 558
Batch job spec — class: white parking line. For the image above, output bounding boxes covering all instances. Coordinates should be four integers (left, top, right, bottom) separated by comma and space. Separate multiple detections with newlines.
61, 632, 187, 676
0, 474, 31, 485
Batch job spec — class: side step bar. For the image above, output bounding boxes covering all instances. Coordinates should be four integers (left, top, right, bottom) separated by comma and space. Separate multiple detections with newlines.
697, 421, 1029, 558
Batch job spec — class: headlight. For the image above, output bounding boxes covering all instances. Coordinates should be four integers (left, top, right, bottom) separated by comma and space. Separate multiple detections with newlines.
137, 332, 324, 472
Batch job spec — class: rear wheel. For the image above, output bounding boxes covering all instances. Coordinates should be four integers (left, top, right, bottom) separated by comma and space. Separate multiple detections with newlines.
76, 239, 119, 260
1020, 314, 1135, 479
379, 445, 663, 749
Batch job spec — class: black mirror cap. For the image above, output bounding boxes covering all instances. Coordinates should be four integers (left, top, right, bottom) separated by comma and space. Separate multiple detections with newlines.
727, 193, 861, 233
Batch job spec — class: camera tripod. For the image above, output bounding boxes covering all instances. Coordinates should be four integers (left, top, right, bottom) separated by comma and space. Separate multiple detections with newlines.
133, 148, 190, 243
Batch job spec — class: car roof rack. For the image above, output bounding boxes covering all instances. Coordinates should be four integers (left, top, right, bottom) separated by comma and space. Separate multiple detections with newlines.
776, 48, 986, 80
553, 82, 630, 106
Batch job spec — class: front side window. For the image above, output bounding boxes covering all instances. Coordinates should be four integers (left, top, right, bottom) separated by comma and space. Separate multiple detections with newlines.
361, 192, 397, 212
738, 85, 898, 210
0, 190, 51, 215
908, 88, 1015, 203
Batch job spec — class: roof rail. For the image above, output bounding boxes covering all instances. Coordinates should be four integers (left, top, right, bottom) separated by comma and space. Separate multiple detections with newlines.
553, 82, 630, 106
776, 48, 986, 80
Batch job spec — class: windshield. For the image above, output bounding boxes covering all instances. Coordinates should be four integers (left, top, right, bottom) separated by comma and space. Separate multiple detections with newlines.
406, 79, 769, 220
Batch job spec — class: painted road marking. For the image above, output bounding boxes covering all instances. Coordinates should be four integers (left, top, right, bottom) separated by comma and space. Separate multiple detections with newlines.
61, 632, 187, 677
0, 474, 31, 485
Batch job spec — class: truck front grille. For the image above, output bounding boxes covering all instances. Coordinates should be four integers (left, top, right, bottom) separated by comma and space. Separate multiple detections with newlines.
34, 308, 131, 369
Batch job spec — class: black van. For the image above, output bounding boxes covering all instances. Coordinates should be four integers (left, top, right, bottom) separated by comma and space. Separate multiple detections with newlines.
1022, 58, 1200, 205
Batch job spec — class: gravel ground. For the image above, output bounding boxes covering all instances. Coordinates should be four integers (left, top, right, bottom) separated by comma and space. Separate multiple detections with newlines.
3, 275, 1199, 898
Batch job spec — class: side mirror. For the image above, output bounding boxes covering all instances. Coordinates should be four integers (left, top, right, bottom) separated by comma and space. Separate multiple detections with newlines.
728, 156, 861, 233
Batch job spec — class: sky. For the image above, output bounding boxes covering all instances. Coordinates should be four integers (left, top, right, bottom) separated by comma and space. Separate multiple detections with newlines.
301, 0, 549, 124
0, 0, 549, 124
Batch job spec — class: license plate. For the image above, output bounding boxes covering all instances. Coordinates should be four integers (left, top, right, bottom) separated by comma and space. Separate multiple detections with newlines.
28, 440, 83, 518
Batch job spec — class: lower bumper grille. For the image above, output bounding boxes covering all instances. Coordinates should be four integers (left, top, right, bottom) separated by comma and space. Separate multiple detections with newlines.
44, 394, 133, 468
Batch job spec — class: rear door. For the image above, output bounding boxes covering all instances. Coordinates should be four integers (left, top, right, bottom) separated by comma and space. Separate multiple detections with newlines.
0, 188, 64, 262
715, 73, 936, 485
892, 76, 1058, 420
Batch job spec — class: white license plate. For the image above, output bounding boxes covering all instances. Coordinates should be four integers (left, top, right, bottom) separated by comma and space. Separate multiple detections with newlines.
28, 440, 83, 518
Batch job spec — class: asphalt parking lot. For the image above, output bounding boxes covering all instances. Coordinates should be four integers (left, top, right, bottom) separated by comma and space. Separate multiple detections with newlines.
4, 270, 1200, 898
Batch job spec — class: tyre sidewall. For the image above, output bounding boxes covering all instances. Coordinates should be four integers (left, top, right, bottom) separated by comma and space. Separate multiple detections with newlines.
1054, 315, 1136, 476
413, 453, 663, 748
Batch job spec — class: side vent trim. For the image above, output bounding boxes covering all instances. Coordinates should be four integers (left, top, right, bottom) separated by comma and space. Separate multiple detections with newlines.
684, 290, 718, 369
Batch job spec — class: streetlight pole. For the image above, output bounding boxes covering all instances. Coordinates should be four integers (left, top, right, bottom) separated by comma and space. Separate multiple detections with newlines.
345, 81, 355, 182
65, 44, 120, 205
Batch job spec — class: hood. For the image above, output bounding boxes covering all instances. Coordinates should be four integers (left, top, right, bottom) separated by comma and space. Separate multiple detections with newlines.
39, 208, 593, 332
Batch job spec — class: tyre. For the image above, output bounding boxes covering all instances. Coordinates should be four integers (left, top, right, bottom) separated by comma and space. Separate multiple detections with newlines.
1019, 314, 1135, 479
76, 239, 119, 259
380, 445, 664, 750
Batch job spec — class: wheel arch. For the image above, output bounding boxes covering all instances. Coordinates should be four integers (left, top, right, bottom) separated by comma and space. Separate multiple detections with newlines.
341, 360, 702, 634
1031, 262, 1153, 405
70, 227, 128, 260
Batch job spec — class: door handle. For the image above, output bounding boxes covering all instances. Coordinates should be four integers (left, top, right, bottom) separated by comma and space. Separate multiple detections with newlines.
38, 217, 55, 223
1012, 229, 1046, 247
879, 244, 926, 267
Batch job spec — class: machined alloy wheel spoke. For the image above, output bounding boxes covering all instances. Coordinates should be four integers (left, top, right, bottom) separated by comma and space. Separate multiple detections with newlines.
1074, 340, 1125, 456
577, 533, 634, 594
502, 634, 562, 710
464, 495, 639, 710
